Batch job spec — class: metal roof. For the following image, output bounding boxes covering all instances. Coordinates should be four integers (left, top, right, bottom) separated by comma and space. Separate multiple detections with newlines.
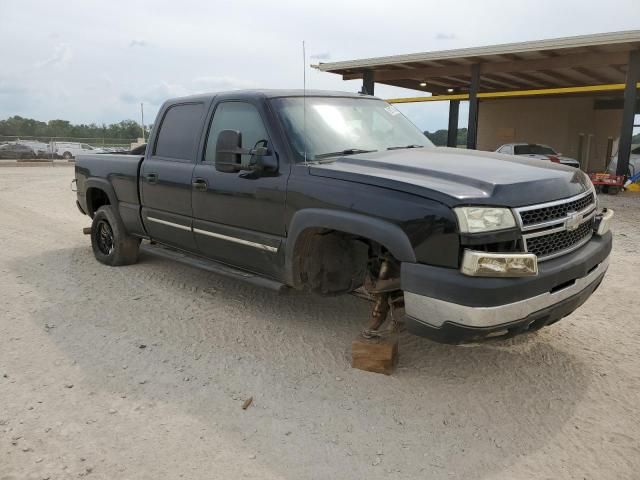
314, 30, 640, 95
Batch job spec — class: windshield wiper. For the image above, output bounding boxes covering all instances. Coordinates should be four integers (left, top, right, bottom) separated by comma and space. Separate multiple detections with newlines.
313, 148, 377, 160
387, 144, 424, 150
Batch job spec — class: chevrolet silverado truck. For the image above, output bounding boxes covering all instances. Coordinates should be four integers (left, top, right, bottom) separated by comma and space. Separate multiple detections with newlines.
73, 90, 613, 343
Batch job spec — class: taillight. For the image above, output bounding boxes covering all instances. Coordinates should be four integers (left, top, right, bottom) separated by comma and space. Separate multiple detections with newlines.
548, 155, 560, 163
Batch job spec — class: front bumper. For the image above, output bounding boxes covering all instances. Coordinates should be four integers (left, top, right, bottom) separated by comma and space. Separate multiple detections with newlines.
401, 232, 612, 343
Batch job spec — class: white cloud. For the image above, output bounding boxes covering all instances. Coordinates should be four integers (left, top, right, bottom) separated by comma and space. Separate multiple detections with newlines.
35, 43, 72, 69
434, 32, 456, 40
310, 52, 331, 60
129, 40, 148, 48
120, 82, 190, 106
192, 76, 260, 92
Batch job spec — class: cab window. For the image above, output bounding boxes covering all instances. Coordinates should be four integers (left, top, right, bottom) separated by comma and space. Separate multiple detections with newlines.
204, 102, 269, 163
154, 103, 205, 161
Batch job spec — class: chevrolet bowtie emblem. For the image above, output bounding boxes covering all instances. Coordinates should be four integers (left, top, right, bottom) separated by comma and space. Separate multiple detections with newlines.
565, 211, 582, 231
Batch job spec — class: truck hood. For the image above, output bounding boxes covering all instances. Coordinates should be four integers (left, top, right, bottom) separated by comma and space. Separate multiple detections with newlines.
308, 147, 592, 207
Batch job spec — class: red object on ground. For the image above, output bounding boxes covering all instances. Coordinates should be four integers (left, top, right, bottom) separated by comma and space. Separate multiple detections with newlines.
588, 172, 625, 187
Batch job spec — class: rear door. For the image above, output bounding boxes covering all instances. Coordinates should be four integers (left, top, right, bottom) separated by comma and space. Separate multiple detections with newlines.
140, 102, 206, 251
191, 100, 288, 278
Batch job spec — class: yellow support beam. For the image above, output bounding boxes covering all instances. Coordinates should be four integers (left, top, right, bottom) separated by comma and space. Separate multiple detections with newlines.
387, 83, 640, 104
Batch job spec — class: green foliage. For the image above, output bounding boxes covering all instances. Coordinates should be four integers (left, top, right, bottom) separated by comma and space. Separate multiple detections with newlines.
424, 128, 468, 146
0, 115, 147, 143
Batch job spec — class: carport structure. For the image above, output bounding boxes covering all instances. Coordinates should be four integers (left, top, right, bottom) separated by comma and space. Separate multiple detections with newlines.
314, 30, 640, 175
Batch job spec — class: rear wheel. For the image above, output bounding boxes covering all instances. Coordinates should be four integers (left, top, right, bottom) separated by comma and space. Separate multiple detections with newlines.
62, 151, 73, 159
90, 206, 140, 266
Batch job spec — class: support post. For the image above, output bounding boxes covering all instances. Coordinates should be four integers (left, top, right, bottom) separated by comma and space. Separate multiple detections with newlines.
447, 100, 460, 147
467, 64, 480, 150
362, 70, 374, 96
606, 137, 614, 168
617, 49, 640, 176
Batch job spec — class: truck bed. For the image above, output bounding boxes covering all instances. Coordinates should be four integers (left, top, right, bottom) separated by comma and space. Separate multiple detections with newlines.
75, 153, 145, 235
76, 153, 143, 181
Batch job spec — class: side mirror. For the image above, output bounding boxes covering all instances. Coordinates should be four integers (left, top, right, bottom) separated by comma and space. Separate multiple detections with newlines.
215, 130, 277, 173
215, 129, 243, 173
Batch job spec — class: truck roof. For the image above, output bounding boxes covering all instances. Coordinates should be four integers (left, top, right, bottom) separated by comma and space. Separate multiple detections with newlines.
163, 89, 374, 105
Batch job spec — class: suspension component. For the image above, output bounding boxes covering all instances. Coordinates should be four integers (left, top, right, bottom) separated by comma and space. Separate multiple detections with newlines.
362, 258, 395, 338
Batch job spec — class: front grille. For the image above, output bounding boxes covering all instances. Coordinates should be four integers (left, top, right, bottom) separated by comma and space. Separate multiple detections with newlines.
519, 193, 594, 227
525, 219, 593, 259
515, 191, 597, 261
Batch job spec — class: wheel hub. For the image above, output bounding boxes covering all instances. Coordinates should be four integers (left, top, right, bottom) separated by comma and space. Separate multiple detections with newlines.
96, 220, 114, 255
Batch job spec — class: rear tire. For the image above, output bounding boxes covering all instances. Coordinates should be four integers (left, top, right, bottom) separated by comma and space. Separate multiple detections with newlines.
91, 206, 140, 266
62, 151, 72, 159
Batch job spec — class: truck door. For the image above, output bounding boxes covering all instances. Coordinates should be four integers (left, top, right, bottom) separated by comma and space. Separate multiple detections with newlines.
191, 100, 288, 279
140, 102, 205, 251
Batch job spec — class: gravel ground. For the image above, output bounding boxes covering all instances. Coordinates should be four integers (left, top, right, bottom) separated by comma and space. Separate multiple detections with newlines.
1, 165, 639, 480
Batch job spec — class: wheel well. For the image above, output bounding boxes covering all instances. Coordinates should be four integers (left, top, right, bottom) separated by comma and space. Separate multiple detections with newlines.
290, 228, 398, 295
86, 188, 111, 217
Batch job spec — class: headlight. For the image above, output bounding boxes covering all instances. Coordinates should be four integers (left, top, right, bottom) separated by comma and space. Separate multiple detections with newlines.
454, 207, 516, 233
461, 250, 538, 277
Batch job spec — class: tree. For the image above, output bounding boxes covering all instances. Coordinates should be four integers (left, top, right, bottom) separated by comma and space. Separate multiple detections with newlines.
424, 128, 468, 147
0, 116, 141, 143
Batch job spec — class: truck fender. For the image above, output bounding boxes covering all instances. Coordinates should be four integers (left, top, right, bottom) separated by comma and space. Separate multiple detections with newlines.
84, 178, 118, 215
284, 208, 416, 285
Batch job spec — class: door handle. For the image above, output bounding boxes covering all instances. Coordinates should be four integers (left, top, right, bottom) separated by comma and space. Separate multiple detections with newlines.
192, 178, 208, 191
144, 173, 158, 184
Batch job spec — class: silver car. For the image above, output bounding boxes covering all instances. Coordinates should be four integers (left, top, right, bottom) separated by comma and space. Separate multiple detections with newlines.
496, 143, 581, 168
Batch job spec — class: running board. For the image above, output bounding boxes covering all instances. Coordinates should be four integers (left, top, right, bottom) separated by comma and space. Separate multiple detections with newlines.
140, 242, 289, 293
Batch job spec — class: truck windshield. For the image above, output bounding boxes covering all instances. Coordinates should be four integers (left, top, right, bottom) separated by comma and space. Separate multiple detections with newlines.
271, 97, 433, 162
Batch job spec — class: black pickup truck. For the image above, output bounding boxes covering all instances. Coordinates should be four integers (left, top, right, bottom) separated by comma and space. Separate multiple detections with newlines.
74, 90, 613, 343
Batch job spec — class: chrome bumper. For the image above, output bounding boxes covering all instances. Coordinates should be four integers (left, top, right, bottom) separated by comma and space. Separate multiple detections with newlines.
405, 257, 609, 329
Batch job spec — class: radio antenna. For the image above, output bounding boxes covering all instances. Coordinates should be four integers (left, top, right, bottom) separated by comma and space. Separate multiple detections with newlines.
302, 40, 307, 164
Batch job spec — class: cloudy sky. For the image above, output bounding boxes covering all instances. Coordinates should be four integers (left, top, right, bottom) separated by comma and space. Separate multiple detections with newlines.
1, 0, 639, 131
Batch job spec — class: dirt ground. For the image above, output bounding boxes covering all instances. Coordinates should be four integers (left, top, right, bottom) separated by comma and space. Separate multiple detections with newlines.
1, 165, 639, 480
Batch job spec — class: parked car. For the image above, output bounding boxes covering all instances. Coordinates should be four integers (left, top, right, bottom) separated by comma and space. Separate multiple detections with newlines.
74, 90, 612, 344
15, 140, 51, 158
94, 146, 125, 154
496, 143, 581, 168
128, 144, 147, 155
52, 142, 99, 159
0, 143, 37, 159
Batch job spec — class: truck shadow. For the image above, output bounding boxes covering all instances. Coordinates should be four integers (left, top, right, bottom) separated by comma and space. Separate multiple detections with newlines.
11, 245, 591, 480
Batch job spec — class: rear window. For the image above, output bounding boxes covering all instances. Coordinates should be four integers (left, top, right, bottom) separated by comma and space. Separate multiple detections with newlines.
514, 144, 556, 155
154, 103, 204, 160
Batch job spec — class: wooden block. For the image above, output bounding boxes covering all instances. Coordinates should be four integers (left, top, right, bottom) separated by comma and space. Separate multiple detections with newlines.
351, 334, 399, 375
